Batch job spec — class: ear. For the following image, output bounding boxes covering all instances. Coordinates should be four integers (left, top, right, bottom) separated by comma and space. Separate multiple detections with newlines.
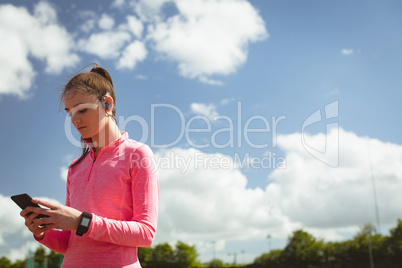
102, 96, 114, 112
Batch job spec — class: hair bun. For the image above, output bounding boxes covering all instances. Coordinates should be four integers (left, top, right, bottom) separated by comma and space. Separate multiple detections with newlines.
90, 66, 114, 87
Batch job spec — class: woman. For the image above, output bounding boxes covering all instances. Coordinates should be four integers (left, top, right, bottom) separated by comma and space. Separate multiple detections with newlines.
21, 65, 159, 267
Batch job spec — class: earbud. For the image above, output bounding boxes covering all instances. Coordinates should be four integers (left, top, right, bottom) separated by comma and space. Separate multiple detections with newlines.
101, 96, 113, 111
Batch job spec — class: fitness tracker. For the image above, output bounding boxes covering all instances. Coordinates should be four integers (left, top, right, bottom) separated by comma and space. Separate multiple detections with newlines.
76, 212, 92, 236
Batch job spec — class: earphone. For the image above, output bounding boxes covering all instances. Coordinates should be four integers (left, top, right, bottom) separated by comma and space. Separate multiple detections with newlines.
101, 96, 112, 110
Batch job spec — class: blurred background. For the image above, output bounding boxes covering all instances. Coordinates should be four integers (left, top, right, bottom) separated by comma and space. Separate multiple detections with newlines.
0, 0, 402, 266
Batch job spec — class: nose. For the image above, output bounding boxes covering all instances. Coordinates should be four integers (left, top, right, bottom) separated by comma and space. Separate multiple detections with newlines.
70, 111, 80, 126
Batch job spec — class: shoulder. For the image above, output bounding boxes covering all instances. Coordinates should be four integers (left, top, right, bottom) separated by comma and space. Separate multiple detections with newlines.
69, 156, 81, 167
68, 151, 91, 174
123, 138, 154, 158
123, 139, 157, 174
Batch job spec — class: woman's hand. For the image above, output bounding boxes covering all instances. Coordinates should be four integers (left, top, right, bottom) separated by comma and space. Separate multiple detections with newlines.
21, 209, 50, 240
21, 198, 83, 238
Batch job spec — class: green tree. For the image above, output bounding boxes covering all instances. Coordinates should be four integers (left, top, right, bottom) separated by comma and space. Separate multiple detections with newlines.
9, 260, 25, 268
347, 223, 387, 264
207, 259, 225, 268
387, 219, 402, 264
138, 247, 152, 268
253, 249, 282, 268
150, 243, 175, 268
0, 257, 11, 268
174, 241, 200, 268
322, 240, 354, 265
47, 251, 63, 268
253, 252, 270, 266
280, 229, 324, 267
34, 246, 46, 265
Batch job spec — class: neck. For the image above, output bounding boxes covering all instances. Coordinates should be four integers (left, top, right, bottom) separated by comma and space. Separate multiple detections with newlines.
91, 119, 121, 154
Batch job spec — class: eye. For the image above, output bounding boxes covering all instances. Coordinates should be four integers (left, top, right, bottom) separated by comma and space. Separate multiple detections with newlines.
78, 109, 87, 114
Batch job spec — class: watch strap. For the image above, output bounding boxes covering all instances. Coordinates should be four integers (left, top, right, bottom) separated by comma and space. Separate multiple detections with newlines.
76, 212, 93, 236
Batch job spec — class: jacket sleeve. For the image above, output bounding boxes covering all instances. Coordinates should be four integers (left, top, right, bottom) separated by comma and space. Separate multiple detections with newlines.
35, 229, 71, 254
85, 145, 159, 247
35, 169, 74, 254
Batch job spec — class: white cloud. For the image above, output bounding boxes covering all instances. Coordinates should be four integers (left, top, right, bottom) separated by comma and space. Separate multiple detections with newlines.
0, 31, 36, 98
341, 48, 354, 55
80, 18, 96, 33
220, 98, 235, 105
119, 15, 144, 38
154, 148, 286, 245
98, 14, 115, 30
78, 11, 97, 33
135, 74, 148, 80
147, 0, 268, 81
0, 0, 268, 98
117, 40, 148, 69
198, 76, 224, 86
7, 240, 40, 262
112, 0, 126, 8
60, 154, 75, 182
34, 1, 57, 25
15, 2, 79, 74
78, 31, 131, 59
267, 128, 402, 231
80, 13, 147, 68
327, 87, 339, 96
60, 166, 68, 182
0, 195, 26, 245
132, 0, 172, 22
152, 128, 402, 258
190, 102, 219, 119
0, 2, 79, 98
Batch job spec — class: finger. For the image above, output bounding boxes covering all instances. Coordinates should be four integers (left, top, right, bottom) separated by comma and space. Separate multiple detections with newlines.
33, 216, 54, 226
25, 211, 40, 226
38, 225, 52, 233
24, 206, 50, 217
21, 207, 39, 218
32, 198, 59, 210
33, 232, 45, 241
29, 219, 52, 233
29, 223, 44, 235
20, 209, 30, 218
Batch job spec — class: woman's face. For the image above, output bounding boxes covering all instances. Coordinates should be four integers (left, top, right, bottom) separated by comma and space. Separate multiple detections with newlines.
64, 90, 107, 140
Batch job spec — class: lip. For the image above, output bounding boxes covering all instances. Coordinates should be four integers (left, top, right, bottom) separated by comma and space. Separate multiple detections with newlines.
77, 126, 86, 131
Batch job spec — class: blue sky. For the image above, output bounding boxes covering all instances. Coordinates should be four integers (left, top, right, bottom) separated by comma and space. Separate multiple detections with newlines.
1, 0, 402, 264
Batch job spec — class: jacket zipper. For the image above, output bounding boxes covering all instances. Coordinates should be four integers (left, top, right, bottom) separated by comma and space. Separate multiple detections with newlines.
87, 149, 103, 181
87, 158, 96, 181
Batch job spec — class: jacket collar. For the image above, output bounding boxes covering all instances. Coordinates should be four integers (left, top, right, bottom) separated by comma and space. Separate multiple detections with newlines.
83, 131, 128, 155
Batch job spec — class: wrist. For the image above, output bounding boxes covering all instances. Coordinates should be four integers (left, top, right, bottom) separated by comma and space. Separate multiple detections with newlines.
76, 212, 92, 236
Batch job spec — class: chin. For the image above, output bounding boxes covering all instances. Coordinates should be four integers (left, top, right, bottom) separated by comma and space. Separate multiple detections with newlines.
80, 130, 98, 140
79, 131, 92, 140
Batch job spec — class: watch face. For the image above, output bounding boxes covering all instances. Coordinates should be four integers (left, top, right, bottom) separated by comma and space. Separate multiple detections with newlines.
81, 217, 91, 227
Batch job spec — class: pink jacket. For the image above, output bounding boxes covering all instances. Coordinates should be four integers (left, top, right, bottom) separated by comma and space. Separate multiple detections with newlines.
37, 132, 159, 267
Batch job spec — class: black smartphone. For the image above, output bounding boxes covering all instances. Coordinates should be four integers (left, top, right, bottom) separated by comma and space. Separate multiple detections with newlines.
11, 193, 49, 219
